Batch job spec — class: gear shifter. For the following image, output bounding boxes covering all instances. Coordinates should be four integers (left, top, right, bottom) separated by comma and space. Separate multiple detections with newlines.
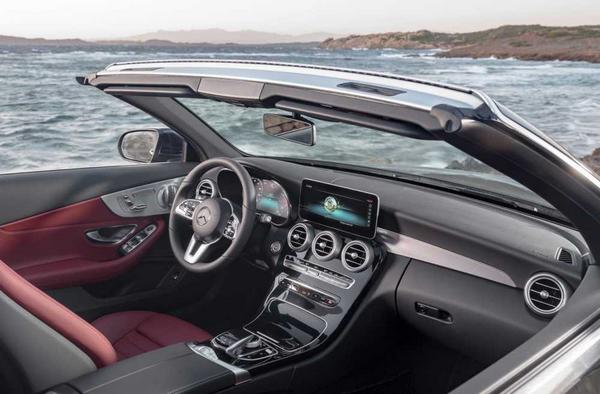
221, 333, 277, 361
225, 335, 256, 358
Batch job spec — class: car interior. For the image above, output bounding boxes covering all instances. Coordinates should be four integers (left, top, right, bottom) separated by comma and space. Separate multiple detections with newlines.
0, 61, 595, 394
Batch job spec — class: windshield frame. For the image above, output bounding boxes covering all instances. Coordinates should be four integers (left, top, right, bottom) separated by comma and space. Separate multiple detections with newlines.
175, 97, 565, 222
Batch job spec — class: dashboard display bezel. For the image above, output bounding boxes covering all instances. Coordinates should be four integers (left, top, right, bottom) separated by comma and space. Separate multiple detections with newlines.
299, 179, 380, 239
215, 168, 292, 227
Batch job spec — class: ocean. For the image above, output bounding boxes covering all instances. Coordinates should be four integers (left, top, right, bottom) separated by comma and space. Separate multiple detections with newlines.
1, 44, 599, 174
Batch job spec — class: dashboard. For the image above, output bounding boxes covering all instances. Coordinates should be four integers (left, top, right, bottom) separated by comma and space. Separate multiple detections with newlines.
184, 156, 589, 365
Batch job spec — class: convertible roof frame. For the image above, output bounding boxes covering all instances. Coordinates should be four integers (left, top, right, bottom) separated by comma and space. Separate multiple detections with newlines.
82, 60, 600, 242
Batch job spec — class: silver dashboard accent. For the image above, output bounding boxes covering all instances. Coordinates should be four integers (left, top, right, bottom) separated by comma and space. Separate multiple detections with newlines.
101, 177, 184, 217
377, 227, 516, 288
186, 343, 250, 384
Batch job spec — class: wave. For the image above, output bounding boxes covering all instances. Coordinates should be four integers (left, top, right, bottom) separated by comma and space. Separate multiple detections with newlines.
0, 45, 599, 172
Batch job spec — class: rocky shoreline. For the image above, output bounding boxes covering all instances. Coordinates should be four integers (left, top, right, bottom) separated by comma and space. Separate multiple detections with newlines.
447, 149, 600, 175
320, 25, 600, 63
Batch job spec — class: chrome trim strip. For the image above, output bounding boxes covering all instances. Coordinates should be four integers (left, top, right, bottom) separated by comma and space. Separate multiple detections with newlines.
187, 343, 250, 384
376, 227, 516, 288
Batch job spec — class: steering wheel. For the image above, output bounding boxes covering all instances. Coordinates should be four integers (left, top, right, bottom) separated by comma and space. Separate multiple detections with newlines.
169, 158, 256, 273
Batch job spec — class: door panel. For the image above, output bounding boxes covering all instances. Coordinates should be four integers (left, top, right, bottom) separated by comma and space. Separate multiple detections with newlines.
0, 197, 165, 289
0, 163, 195, 290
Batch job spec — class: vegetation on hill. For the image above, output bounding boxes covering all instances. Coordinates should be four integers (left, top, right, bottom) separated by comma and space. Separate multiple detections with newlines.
320, 25, 600, 63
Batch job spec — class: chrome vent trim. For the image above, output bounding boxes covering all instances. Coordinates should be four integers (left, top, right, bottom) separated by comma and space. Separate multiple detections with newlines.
196, 179, 217, 199
287, 223, 314, 252
556, 247, 574, 265
311, 231, 341, 261
341, 240, 374, 272
524, 273, 569, 316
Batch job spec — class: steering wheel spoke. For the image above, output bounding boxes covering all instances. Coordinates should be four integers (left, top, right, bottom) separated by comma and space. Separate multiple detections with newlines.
184, 235, 217, 264
175, 199, 201, 220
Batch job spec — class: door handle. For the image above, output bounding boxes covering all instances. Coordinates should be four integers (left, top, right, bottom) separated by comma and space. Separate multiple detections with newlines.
85, 225, 137, 244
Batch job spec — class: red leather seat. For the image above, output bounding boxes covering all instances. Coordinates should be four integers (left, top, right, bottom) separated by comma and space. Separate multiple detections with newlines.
0, 259, 211, 367
92, 311, 212, 360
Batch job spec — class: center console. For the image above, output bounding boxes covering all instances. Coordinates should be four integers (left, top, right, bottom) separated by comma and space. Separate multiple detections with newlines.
194, 179, 384, 375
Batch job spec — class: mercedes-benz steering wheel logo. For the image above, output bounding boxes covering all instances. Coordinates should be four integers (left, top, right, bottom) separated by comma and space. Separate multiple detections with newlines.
196, 207, 211, 226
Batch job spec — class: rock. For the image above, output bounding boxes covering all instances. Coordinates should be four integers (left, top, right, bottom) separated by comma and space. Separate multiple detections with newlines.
580, 148, 600, 174
446, 150, 600, 176
445, 157, 498, 173
319, 25, 600, 63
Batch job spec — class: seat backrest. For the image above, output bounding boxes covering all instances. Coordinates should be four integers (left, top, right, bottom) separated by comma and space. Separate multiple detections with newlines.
0, 259, 117, 391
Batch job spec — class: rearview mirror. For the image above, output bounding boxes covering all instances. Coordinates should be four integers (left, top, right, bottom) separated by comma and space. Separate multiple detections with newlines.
263, 114, 316, 146
119, 128, 187, 163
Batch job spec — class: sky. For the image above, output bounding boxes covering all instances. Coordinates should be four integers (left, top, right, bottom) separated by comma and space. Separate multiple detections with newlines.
2, 0, 600, 39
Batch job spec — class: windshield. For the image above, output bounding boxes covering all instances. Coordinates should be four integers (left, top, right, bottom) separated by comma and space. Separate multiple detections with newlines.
179, 98, 555, 212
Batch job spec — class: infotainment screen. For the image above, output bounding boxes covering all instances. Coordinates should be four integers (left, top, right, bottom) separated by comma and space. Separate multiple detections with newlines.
299, 179, 379, 238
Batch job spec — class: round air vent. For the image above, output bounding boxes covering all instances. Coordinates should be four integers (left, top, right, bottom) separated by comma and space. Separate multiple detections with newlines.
311, 231, 342, 261
287, 223, 314, 252
341, 240, 374, 272
524, 273, 570, 316
196, 179, 217, 200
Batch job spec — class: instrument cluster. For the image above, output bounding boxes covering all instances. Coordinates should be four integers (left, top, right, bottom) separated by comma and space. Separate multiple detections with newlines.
196, 171, 291, 227
252, 178, 291, 226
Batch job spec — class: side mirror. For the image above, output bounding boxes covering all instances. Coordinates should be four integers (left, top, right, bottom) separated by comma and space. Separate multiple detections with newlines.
263, 114, 316, 146
118, 128, 187, 163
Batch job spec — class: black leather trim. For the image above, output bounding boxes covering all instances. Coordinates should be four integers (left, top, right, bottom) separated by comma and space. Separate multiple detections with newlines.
70, 343, 235, 394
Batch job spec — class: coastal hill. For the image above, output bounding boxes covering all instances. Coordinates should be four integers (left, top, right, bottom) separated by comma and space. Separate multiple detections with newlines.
320, 25, 600, 63
0, 29, 336, 46
118, 28, 337, 45
0, 35, 88, 46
